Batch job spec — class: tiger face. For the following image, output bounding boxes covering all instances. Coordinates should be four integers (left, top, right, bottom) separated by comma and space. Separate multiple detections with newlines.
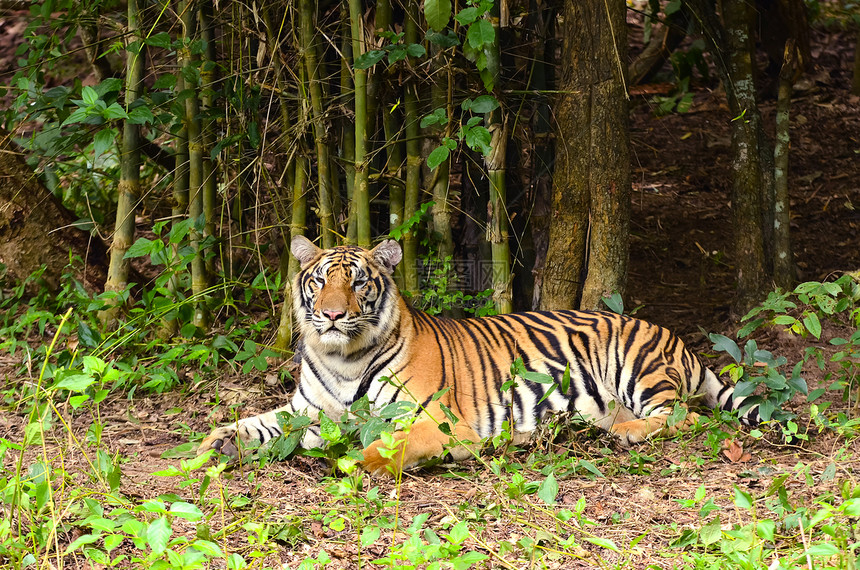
290, 236, 402, 354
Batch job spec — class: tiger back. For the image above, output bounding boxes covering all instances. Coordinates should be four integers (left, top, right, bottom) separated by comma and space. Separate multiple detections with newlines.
197, 237, 760, 474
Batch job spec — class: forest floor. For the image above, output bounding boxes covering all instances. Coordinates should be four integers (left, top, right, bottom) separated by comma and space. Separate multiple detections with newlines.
1, 17, 859, 570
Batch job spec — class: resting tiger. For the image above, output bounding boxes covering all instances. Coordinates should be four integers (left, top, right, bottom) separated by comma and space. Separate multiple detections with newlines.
198, 237, 760, 474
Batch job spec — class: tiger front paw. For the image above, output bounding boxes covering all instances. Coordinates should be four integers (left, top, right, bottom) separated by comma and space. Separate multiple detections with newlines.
360, 441, 399, 477
198, 425, 241, 459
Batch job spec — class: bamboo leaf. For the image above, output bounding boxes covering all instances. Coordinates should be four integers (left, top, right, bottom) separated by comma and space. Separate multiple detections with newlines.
424, 0, 451, 31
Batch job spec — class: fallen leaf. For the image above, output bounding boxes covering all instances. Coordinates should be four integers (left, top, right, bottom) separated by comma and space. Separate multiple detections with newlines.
723, 439, 752, 463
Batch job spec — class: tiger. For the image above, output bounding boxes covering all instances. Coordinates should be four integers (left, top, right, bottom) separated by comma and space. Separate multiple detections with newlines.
198, 236, 761, 475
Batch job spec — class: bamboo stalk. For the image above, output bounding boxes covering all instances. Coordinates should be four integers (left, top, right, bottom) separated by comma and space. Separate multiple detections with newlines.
349, 0, 371, 247
99, 0, 145, 327
301, 0, 336, 248
341, 10, 357, 244
199, 0, 217, 277
181, 0, 209, 329
275, 155, 309, 352
159, 73, 190, 339
483, 5, 512, 314
401, 1, 421, 295
429, 45, 454, 262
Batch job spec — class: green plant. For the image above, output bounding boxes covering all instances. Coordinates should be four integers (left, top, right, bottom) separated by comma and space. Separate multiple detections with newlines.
710, 333, 807, 430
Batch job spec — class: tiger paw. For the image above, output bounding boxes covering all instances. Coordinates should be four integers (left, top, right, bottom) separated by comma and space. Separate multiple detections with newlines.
609, 419, 652, 447
360, 442, 399, 477
198, 425, 241, 459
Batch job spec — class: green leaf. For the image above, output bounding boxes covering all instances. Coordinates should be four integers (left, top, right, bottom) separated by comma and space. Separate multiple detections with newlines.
758, 399, 775, 422
601, 292, 624, 314
426, 30, 460, 48
424, 0, 452, 31
53, 369, 95, 392
406, 44, 425, 57
124, 237, 157, 259
103, 102, 128, 120
427, 145, 450, 170
710, 333, 742, 363
191, 539, 224, 557
146, 516, 172, 555
466, 19, 494, 49
464, 125, 492, 155
802, 312, 821, 339
355, 49, 386, 69
82, 86, 99, 106
379, 401, 416, 419
145, 32, 172, 49
756, 519, 776, 541
578, 459, 604, 478
733, 486, 753, 510
584, 537, 620, 552
319, 414, 341, 443
537, 472, 559, 505
360, 526, 380, 547
805, 543, 839, 557
93, 128, 115, 158
64, 532, 101, 555
94, 78, 123, 97
699, 516, 721, 546
455, 6, 480, 25
127, 105, 154, 125
153, 74, 177, 90
61, 107, 91, 126
169, 501, 203, 521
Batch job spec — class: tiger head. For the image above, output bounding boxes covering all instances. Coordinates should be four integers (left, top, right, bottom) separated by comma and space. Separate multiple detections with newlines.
290, 236, 402, 354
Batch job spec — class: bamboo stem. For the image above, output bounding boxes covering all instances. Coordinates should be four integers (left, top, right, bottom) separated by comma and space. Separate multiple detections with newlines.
100, 0, 145, 327
483, 5, 512, 314
349, 0, 371, 247
401, 1, 421, 295
199, 0, 217, 277
181, 0, 209, 329
159, 72, 190, 339
301, 0, 336, 248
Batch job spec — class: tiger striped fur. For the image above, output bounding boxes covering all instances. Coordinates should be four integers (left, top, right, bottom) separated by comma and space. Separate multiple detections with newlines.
198, 237, 760, 475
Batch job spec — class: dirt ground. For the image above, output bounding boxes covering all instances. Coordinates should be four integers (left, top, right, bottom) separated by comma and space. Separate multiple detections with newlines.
1, 13, 859, 570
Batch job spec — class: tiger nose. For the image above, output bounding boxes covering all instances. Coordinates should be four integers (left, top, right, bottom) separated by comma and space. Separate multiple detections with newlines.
322, 309, 345, 321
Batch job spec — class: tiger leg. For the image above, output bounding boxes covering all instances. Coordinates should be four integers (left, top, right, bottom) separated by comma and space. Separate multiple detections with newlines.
361, 418, 480, 476
609, 406, 701, 446
198, 405, 299, 458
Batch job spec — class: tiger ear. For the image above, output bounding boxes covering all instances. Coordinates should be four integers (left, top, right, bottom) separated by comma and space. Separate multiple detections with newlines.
291, 235, 322, 268
370, 240, 402, 274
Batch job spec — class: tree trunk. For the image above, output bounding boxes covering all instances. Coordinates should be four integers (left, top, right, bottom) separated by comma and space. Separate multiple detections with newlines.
0, 133, 108, 292
541, 0, 630, 311
723, 0, 769, 312
773, 40, 796, 289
